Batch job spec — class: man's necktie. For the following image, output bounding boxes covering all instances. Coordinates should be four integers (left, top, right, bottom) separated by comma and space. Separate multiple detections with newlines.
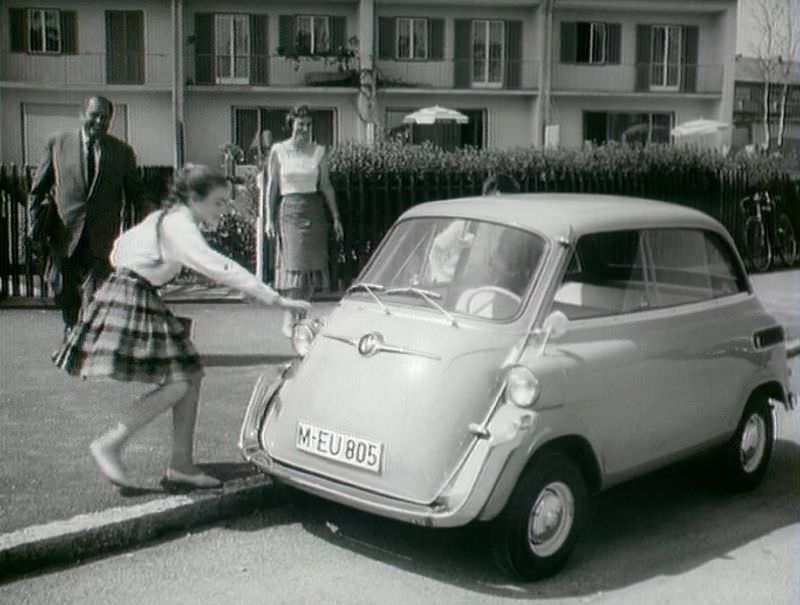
86, 139, 96, 186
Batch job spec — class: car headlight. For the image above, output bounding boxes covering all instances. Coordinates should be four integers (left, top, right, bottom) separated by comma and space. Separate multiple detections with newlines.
291, 318, 323, 357
503, 365, 541, 407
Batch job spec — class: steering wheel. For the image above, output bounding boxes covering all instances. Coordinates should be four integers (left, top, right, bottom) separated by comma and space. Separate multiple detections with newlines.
461, 286, 522, 317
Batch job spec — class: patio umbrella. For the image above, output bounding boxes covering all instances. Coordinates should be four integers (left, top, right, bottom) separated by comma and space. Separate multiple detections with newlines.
671, 118, 730, 138
402, 105, 469, 125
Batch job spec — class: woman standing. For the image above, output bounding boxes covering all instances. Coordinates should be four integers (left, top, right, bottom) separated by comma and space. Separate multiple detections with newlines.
264, 105, 344, 337
53, 164, 310, 491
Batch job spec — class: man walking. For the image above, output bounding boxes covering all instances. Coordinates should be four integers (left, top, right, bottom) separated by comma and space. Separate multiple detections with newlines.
28, 95, 151, 338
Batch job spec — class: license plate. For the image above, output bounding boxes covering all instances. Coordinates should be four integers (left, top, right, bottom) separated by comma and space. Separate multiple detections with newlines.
296, 421, 383, 473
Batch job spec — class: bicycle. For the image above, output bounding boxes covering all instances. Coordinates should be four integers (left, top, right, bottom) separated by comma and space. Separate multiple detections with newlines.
738, 191, 798, 272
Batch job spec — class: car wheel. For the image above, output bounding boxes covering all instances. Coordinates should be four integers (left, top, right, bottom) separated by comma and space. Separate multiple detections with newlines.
491, 452, 588, 581
719, 394, 774, 492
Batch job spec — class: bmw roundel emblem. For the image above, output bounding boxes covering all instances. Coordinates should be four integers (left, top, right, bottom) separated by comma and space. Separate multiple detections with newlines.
358, 333, 382, 357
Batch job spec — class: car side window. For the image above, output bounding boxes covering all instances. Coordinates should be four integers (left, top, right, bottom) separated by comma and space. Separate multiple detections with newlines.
553, 230, 649, 319
646, 228, 747, 308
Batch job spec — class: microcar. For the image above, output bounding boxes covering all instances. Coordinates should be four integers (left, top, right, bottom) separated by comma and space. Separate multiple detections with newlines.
240, 193, 794, 580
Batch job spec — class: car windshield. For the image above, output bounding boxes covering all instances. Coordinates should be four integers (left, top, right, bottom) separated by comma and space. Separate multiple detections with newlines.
353, 217, 547, 320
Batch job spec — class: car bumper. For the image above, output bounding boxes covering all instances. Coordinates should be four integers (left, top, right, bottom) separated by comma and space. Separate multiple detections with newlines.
239, 364, 531, 528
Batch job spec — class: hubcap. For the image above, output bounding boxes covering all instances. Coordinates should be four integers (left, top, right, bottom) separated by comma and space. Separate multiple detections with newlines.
527, 481, 574, 557
740, 413, 766, 473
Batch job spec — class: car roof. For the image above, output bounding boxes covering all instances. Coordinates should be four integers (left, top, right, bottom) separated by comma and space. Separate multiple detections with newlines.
401, 193, 725, 237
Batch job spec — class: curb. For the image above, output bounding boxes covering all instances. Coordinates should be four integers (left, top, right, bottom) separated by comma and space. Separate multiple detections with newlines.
0, 475, 275, 582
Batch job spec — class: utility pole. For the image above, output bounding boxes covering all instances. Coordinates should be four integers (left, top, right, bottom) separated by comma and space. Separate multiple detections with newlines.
535, 0, 554, 147
171, 0, 185, 167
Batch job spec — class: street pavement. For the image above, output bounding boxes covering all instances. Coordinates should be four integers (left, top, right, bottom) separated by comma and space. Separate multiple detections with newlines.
0, 270, 799, 579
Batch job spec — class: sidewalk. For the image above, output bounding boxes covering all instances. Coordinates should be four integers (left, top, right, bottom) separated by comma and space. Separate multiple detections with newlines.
1, 271, 798, 579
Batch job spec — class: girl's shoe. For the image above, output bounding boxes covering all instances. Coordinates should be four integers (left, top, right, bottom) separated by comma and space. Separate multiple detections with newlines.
90, 439, 136, 490
162, 468, 222, 491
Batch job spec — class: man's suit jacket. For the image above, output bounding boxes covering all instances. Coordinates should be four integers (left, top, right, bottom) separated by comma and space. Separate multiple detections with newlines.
28, 130, 149, 261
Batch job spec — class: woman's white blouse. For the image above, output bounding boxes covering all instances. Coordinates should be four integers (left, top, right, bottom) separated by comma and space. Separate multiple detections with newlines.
110, 205, 279, 303
275, 142, 324, 194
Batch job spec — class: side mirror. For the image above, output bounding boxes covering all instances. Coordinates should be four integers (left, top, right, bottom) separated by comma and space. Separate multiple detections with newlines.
536, 310, 569, 356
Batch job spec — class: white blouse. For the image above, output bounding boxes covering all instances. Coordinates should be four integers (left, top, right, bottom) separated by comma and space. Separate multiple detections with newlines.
275, 142, 324, 195
110, 205, 279, 304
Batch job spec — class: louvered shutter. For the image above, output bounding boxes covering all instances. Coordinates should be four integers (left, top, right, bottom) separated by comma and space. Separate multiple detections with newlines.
453, 19, 471, 88
681, 25, 698, 92
560, 22, 577, 63
61, 11, 78, 54
428, 19, 444, 60
250, 14, 269, 85
10, 8, 27, 52
504, 20, 522, 89
634, 25, 651, 91
195, 13, 215, 84
330, 16, 346, 54
605, 23, 621, 64
378, 17, 395, 59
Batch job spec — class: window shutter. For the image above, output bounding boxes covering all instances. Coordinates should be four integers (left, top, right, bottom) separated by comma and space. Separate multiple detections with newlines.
61, 11, 78, 54
560, 22, 577, 63
278, 15, 296, 54
453, 19, 471, 88
127, 11, 144, 84
428, 18, 444, 61
682, 25, 698, 92
634, 24, 651, 91
250, 14, 269, 85
10, 8, 28, 52
330, 16, 346, 54
504, 20, 522, 89
195, 13, 215, 84
378, 17, 395, 59
606, 23, 621, 64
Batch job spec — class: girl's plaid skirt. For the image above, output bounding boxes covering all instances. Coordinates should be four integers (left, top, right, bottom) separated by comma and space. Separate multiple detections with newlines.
53, 269, 203, 384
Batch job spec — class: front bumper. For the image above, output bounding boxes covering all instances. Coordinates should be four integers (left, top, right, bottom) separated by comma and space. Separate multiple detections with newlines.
239, 364, 534, 528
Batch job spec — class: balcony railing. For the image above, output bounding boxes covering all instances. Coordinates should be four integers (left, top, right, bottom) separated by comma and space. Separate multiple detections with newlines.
2, 52, 172, 87
192, 53, 541, 90
553, 62, 723, 94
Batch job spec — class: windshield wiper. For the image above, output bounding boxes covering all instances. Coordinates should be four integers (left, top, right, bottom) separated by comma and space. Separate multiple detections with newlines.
346, 282, 391, 315
385, 287, 458, 327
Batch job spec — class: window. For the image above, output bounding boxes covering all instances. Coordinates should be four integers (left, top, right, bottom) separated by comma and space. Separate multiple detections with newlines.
647, 229, 746, 307
297, 15, 330, 55
650, 25, 682, 90
583, 112, 673, 145
472, 20, 504, 86
215, 14, 250, 84
385, 108, 486, 150
234, 107, 336, 163
397, 18, 427, 60
553, 230, 648, 319
28, 8, 61, 53
561, 22, 620, 65
579, 22, 606, 64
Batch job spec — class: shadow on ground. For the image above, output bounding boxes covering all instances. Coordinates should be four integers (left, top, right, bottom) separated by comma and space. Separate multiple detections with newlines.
226, 439, 800, 599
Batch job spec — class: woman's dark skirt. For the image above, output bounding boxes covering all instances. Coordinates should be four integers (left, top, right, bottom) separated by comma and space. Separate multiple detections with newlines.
53, 269, 203, 384
274, 192, 330, 292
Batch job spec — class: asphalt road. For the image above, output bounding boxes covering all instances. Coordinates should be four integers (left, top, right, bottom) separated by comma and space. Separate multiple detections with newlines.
3, 360, 799, 604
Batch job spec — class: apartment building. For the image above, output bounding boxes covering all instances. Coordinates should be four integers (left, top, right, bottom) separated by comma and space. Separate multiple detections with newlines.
1, 0, 738, 168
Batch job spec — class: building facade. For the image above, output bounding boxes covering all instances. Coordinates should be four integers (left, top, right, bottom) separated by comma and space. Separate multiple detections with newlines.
1, 0, 739, 168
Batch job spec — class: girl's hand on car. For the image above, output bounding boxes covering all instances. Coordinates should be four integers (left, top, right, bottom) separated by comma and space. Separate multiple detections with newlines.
281, 298, 311, 316
265, 221, 276, 239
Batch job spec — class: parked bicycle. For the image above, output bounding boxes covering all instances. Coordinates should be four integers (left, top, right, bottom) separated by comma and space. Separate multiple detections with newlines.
738, 191, 798, 272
